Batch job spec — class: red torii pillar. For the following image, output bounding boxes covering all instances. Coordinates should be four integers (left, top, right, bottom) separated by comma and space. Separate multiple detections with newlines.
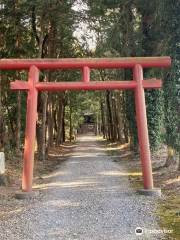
134, 64, 153, 190
22, 66, 39, 191
1, 57, 171, 196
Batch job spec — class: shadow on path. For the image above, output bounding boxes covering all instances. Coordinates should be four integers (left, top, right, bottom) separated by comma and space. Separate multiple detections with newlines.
0, 134, 165, 240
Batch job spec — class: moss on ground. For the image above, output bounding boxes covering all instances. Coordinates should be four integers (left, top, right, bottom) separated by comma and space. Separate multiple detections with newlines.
128, 168, 180, 239
157, 194, 180, 240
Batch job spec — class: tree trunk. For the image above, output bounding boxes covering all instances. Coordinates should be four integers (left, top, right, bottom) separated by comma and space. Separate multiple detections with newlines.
36, 33, 47, 161
122, 92, 129, 143
37, 92, 48, 161
47, 93, 54, 148
69, 100, 73, 142
62, 108, 65, 142
56, 93, 65, 145
112, 95, 120, 142
106, 91, 114, 141
117, 92, 124, 143
100, 102, 106, 138
42, 92, 48, 161
16, 91, 21, 154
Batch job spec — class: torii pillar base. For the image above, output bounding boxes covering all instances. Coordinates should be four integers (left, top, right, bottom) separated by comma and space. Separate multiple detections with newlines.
15, 190, 39, 200
137, 188, 161, 197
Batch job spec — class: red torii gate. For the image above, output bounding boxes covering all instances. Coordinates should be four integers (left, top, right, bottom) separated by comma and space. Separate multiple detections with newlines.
0, 57, 171, 195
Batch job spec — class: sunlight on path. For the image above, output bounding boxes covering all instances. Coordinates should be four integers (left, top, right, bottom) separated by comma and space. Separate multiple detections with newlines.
0, 135, 164, 240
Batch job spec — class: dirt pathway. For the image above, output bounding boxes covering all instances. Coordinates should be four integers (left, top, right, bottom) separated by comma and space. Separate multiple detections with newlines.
0, 135, 165, 240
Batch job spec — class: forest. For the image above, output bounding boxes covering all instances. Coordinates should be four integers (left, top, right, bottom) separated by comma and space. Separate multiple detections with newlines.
0, 0, 179, 169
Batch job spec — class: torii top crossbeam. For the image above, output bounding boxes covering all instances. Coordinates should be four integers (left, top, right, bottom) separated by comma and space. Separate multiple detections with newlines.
0, 57, 171, 69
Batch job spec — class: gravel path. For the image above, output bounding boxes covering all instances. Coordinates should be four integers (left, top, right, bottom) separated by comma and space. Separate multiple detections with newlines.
0, 135, 166, 240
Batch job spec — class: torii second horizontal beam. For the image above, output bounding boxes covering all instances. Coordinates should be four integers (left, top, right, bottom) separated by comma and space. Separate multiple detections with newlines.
10, 79, 162, 91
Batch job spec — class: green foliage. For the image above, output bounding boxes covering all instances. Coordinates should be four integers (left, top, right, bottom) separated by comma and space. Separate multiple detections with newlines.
158, 0, 180, 152
163, 60, 180, 151
145, 89, 164, 150
0, 0, 179, 157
